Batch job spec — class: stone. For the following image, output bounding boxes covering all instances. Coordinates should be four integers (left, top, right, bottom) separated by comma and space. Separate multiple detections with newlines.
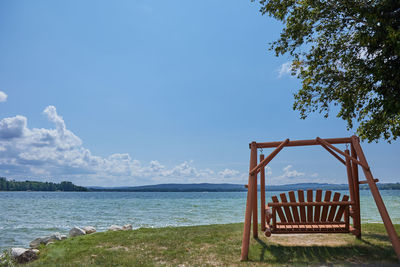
122, 224, 132, 231
11, 248, 28, 259
108, 225, 122, 231
60, 234, 67, 240
29, 237, 43, 248
30, 232, 64, 248
46, 242, 54, 246
82, 226, 96, 234
69, 227, 86, 237
42, 232, 62, 244
16, 250, 38, 264
31, 249, 40, 255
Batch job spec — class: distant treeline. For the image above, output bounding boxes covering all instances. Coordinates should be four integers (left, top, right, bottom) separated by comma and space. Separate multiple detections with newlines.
0, 177, 87, 192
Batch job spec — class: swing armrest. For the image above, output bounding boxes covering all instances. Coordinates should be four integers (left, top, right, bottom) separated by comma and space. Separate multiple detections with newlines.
264, 205, 274, 237
265, 205, 272, 224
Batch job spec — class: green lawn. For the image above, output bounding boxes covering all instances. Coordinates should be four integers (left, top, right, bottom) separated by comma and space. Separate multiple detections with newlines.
23, 223, 400, 266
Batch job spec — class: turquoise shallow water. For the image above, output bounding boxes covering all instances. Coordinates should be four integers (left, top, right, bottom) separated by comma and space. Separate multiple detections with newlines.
0, 190, 399, 250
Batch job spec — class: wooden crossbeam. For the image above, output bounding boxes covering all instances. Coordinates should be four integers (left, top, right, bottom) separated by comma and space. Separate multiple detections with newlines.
268, 201, 354, 207
319, 143, 346, 165
254, 137, 351, 148
316, 137, 369, 169
249, 139, 289, 175
359, 179, 379, 184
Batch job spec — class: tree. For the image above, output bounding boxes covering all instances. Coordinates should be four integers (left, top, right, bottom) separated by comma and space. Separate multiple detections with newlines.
256, 0, 400, 142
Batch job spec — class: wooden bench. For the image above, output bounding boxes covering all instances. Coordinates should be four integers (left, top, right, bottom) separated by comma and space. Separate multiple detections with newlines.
264, 189, 353, 236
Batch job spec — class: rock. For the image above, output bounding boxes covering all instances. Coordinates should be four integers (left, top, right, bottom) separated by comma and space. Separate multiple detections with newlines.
31, 249, 39, 255
30, 232, 64, 248
46, 242, 54, 246
16, 250, 38, 264
11, 248, 28, 259
108, 225, 122, 231
83, 226, 96, 234
42, 232, 62, 244
60, 234, 67, 240
69, 227, 86, 237
29, 237, 43, 248
122, 224, 132, 231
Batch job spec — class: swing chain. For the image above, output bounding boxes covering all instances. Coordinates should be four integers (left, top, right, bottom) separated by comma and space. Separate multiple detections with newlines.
345, 143, 349, 150
260, 148, 263, 155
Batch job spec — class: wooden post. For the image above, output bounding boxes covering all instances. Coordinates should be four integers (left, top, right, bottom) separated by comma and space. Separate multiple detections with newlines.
241, 142, 257, 261
351, 142, 361, 239
345, 149, 355, 205
351, 136, 400, 260
252, 154, 258, 238
260, 154, 266, 232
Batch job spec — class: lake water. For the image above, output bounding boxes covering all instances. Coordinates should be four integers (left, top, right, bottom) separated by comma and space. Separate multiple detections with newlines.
1, 190, 400, 250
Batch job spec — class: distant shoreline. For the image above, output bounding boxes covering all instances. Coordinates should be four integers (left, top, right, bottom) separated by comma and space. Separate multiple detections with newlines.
1, 178, 399, 192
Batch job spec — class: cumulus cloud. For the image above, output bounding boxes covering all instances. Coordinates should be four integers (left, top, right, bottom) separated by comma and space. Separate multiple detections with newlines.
266, 165, 331, 185
0, 91, 7, 102
0, 116, 27, 139
280, 165, 305, 178
0, 106, 246, 186
218, 168, 239, 178
278, 62, 293, 78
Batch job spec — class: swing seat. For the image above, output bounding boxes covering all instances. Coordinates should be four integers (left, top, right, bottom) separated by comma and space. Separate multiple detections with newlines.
264, 189, 353, 236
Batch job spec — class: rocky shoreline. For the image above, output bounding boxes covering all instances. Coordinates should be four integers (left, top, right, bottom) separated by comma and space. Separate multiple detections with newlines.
0, 224, 133, 265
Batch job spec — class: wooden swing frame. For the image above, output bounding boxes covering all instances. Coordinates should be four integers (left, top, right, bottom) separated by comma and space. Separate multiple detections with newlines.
240, 136, 400, 261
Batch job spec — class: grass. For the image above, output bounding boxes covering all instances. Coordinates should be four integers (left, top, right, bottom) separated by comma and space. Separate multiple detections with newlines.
22, 223, 400, 266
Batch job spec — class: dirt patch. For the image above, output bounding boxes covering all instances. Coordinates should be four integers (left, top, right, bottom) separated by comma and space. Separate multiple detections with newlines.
268, 233, 353, 246
106, 246, 130, 251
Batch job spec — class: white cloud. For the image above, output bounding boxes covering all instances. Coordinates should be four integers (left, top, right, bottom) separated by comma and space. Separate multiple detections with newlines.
0, 91, 7, 102
280, 165, 305, 178
278, 62, 293, 78
0, 115, 27, 139
218, 168, 239, 178
0, 106, 246, 186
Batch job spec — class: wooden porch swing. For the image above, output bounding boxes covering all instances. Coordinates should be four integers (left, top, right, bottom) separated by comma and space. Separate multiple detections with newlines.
240, 136, 400, 261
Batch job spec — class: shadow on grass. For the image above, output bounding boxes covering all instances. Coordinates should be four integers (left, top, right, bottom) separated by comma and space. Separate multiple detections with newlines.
251, 234, 398, 265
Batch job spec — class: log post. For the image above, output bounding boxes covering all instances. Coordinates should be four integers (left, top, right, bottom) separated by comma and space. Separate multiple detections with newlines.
240, 142, 257, 261
260, 154, 266, 232
252, 152, 258, 238
345, 150, 356, 206
351, 136, 400, 260
351, 142, 361, 239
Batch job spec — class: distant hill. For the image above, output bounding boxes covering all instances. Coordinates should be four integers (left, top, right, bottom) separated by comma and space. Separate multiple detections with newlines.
87, 182, 400, 192
88, 183, 246, 192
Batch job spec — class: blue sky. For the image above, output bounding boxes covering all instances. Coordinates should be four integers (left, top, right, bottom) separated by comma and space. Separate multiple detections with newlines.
0, 0, 399, 186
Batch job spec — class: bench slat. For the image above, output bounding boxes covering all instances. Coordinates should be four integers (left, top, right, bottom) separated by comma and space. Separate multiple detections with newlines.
307, 190, 313, 222
272, 196, 287, 222
288, 191, 300, 222
334, 195, 350, 222
314, 189, 322, 221
320, 191, 332, 222
298, 190, 306, 222
328, 192, 341, 221
280, 193, 294, 222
